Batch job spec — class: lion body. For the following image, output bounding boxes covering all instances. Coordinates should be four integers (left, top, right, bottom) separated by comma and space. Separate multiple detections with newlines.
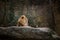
17, 15, 28, 26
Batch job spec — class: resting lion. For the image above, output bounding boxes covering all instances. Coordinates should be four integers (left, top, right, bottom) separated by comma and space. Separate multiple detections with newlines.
17, 15, 28, 26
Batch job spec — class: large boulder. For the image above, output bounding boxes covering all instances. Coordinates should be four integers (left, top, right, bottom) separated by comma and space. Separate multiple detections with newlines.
0, 26, 60, 40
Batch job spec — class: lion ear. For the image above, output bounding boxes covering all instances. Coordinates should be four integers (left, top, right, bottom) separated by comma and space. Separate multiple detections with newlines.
21, 16, 24, 19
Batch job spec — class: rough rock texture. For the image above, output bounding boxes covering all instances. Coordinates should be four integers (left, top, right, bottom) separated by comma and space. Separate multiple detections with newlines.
0, 26, 60, 40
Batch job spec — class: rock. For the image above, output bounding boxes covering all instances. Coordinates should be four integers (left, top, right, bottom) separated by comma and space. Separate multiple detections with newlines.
0, 26, 60, 40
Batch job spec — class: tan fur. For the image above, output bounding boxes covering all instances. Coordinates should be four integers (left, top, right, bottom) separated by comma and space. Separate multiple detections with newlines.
17, 15, 28, 26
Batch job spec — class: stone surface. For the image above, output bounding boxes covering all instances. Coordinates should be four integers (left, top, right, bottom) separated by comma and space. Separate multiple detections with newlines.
0, 26, 60, 40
